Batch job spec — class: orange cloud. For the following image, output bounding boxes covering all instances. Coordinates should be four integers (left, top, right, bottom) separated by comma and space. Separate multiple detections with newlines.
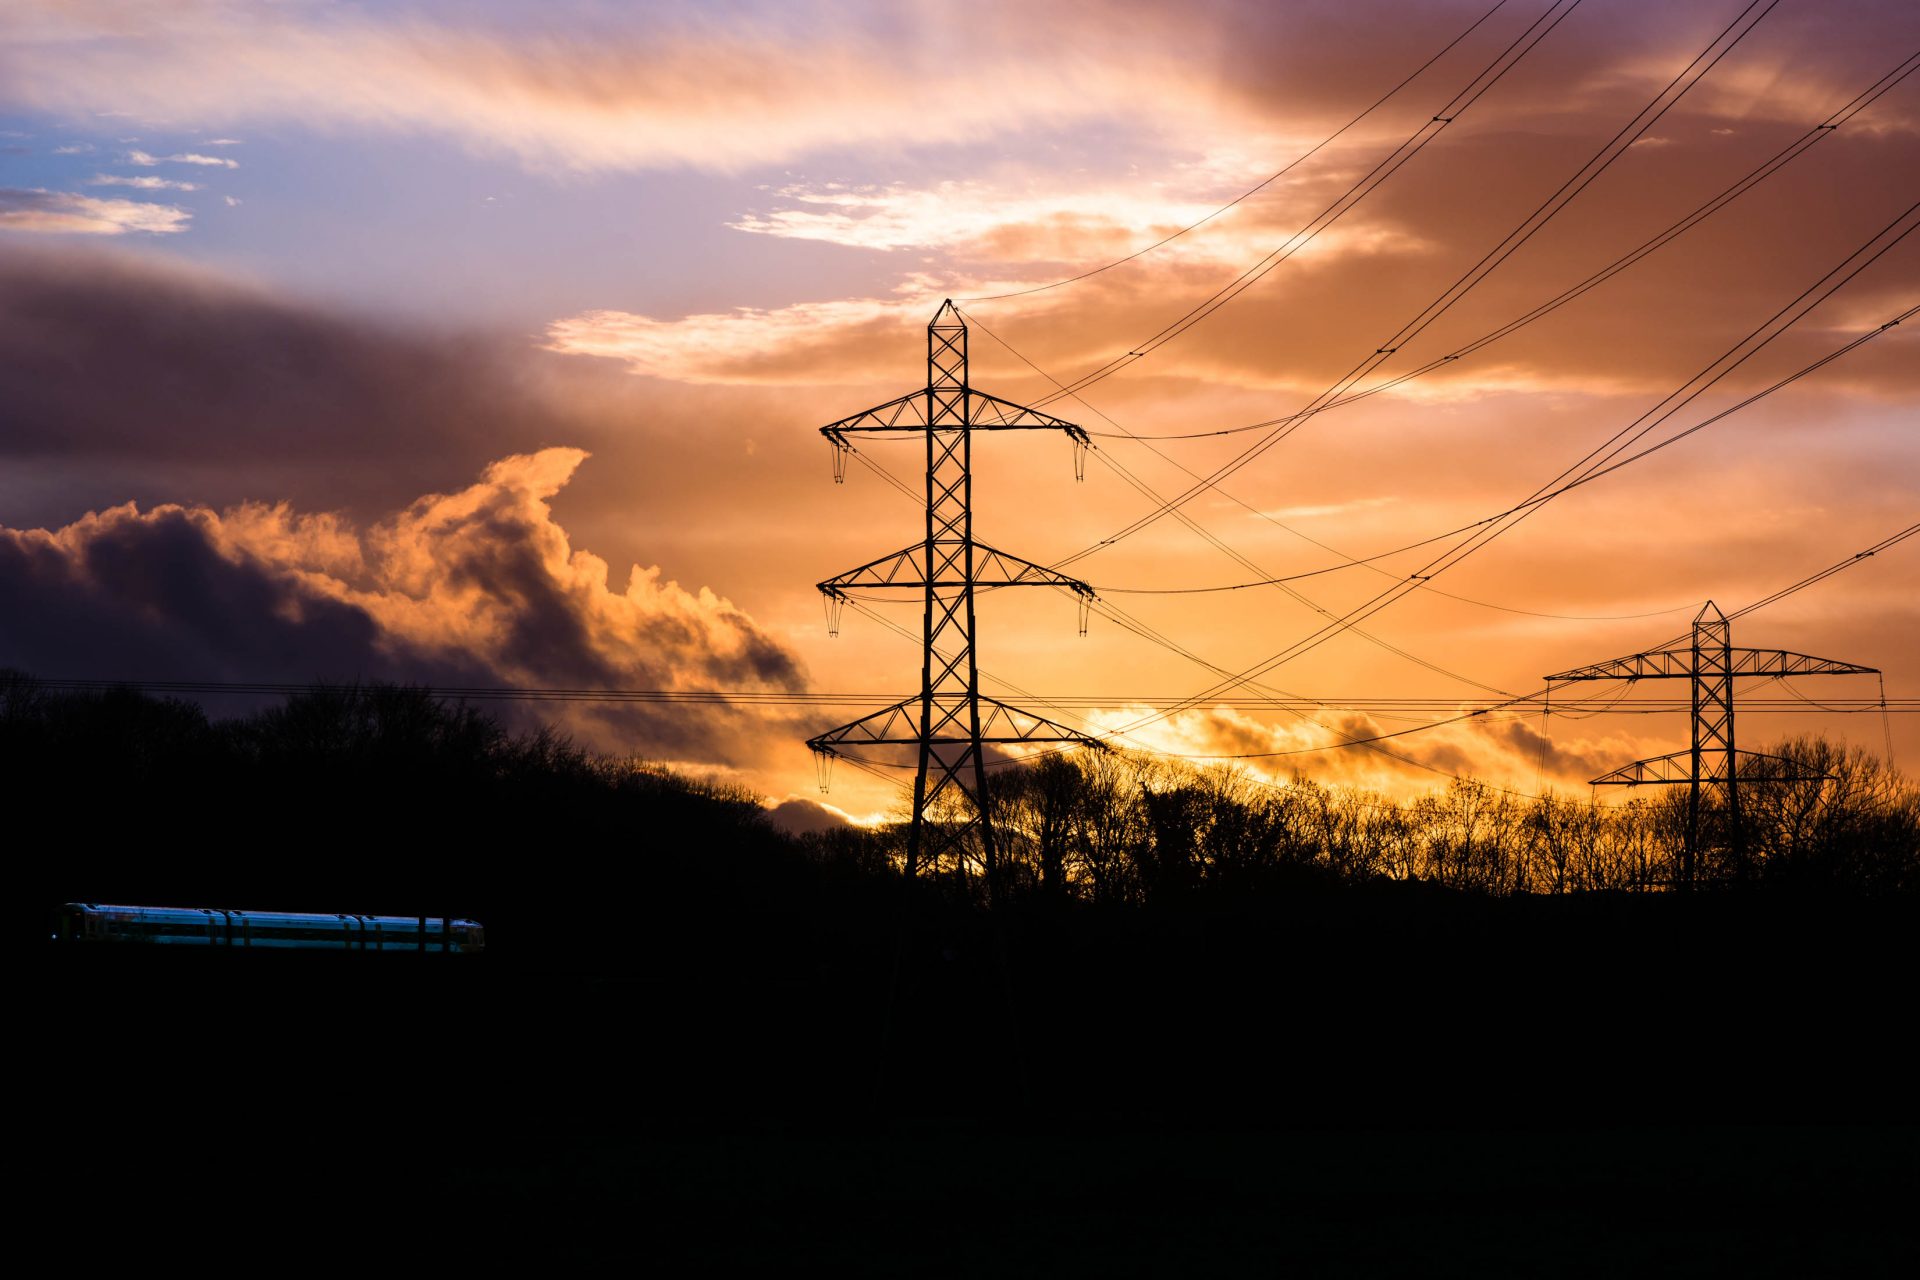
1066, 701, 1669, 796
0, 449, 810, 770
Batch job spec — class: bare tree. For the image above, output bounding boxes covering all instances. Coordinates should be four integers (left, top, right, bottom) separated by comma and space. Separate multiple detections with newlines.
1742, 736, 1920, 893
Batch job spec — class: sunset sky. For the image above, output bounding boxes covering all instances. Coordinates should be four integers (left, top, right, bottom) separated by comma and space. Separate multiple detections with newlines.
2, 0, 1915, 826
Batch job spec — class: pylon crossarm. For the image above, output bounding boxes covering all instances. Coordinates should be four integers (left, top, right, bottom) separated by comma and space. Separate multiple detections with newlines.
818, 390, 1083, 437
1727, 649, 1879, 678
1591, 748, 1834, 786
818, 545, 930, 592
809, 694, 1100, 753
971, 542, 1095, 594
966, 390, 1084, 435
807, 697, 922, 754
1547, 649, 1692, 683
1732, 750, 1834, 783
818, 729, 1097, 749
817, 392, 931, 434
1590, 750, 1693, 785
819, 542, 1094, 595
1550, 647, 1881, 684
976, 694, 1104, 747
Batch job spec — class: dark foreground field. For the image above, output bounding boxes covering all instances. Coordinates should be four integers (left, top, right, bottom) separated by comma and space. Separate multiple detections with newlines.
24, 896, 1918, 1274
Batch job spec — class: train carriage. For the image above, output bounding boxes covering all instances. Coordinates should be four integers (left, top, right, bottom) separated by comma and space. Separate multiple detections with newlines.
58, 903, 484, 953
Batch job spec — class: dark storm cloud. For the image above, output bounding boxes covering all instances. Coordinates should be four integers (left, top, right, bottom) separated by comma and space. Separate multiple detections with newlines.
0, 449, 810, 768
1497, 718, 1617, 782
0, 244, 584, 520
0, 503, 460, 685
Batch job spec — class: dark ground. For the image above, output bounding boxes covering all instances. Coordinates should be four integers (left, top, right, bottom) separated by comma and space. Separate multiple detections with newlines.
23, 894, 1918, 1273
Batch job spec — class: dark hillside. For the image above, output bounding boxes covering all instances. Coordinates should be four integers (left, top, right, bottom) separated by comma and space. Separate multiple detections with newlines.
7, 675, 885, 973
17, 677, 1916, 1267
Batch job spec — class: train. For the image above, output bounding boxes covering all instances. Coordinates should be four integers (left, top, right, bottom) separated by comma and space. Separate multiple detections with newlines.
58, 903, 485, 953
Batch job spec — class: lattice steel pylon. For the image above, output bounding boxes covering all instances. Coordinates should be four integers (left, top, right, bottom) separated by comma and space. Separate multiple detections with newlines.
808, 301, 1101, 899
1545, 601, 1877, 887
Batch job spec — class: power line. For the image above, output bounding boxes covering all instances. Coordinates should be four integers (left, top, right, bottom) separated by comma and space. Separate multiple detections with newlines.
53, 677, 1893, 714
1091, 302, 1920, 596
829, 289, 1916, 782
942, 0, 1588, 419
956, 0, 1515, 303
845, 291, 1918, 770
1018, 0, 1777, 415
1022, 0, 1785, 570
820, 25, 1909, 793
826, 34, 1916, 680
26, 530, 1911, 786
837, 339, 1532, 691
969, 282, 1915, 691
1113, 519, 1920, 759
1068, 50, 1919, 443
924, 38, 1920, 655
1086, 215, 1920, 747
1729, 523, 1920, 622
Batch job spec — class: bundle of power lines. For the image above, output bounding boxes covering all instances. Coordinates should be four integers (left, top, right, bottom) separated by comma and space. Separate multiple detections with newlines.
40, 0, 1919, 800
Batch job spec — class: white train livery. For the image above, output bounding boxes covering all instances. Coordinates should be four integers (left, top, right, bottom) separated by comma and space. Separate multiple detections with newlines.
59, 903, 485, 953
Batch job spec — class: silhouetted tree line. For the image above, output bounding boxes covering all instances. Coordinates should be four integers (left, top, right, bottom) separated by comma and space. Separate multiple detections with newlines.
13, 672, 1915, 959
817, 739, 1920, 905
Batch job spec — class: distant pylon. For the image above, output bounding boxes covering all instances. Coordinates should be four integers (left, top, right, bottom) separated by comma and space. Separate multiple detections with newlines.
1546, 601, 1878, 887
808, 301, 1100, 900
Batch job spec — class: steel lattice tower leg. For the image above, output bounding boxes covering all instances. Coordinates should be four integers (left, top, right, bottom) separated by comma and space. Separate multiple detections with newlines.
1687, 603, 1737, 886
915, 305, 991, 885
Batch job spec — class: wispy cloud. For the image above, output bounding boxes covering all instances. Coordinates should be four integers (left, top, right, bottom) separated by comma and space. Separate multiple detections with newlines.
1254, 498, 1396, 522
125, 148, 238, 168
8, 0, 1911, 182
87, 173, 200, 191
0, 0, 1294, 174
730, 181, 1235, 257
545, 294, 934, 385
0, 187, 189, 235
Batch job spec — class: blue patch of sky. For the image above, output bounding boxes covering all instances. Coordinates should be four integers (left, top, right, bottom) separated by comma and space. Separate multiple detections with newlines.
1, 84, 1203, 335
0, 108, 903, 329
0, 110, 235, 199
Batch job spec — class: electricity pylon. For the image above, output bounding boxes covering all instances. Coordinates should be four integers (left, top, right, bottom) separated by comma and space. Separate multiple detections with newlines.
1545, 601, 1877, 887
808, 301, 1100, 897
